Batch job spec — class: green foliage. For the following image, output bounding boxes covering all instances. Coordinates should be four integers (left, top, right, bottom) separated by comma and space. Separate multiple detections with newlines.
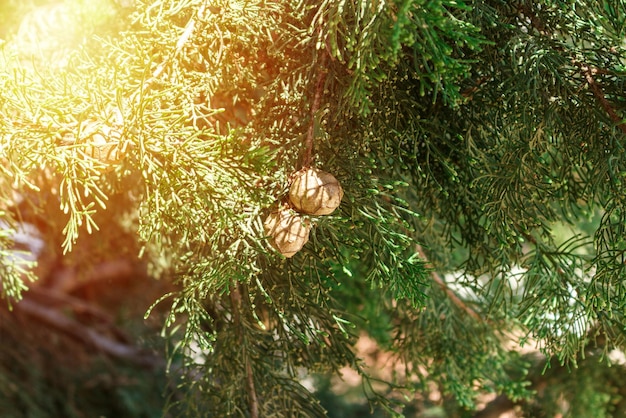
517, 351, 626, 418
2, 0, 626, 417
0, 221, 38, 303
312, 0, 485, 113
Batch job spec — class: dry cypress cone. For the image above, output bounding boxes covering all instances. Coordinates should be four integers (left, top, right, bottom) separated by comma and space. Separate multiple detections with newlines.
289, 168, 343, 215
263, 209, 311, 257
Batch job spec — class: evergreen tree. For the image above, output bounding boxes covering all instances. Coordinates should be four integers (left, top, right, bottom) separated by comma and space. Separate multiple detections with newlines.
1, 0, 626, 416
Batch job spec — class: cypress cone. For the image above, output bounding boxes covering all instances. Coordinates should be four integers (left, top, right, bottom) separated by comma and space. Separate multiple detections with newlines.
263, 209, 311, 257
288, 168, 343, 215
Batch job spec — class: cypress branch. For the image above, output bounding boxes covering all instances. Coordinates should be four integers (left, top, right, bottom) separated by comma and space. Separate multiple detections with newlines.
2, 1, 626, 416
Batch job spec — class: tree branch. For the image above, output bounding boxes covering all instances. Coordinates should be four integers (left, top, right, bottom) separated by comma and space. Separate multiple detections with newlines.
302, 51, 328, 168
415, 245, 482, 322
15, 297, 162, 369
245, 357, 259, 418
26, 286, 131, 342
577, 62, 626, 134
136, 1, 207, 97
47, 259, 136, 294
518, 4, 625, 134
231, 283, 259, 418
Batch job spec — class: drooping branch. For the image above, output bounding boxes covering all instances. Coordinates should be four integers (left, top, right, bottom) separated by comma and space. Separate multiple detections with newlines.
575, 61, 626, 134
518, 4, 626, 134
415, 245, 482, 322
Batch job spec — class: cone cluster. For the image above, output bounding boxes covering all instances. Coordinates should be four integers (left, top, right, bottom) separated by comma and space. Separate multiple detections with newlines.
264, 168, 343, 257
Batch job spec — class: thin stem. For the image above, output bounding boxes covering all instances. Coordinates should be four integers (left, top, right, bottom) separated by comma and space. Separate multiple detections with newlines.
415, 245, 482, 322
135, 1, 207, 100
579, 63, 626, 134
519, 4, 626, 134
302, 51, 328, 168
245, 358, 259, 418
230, 284, 259, 418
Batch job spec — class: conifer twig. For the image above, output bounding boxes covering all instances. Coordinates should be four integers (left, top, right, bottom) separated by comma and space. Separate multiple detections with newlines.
230, 284, 259, 418
576, 62, 626, 134
140, 1, 207, 94
520, 5, 626, 134
415, 245, 482, 322
302, 50, 328, 168
245, 357, 259, 418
